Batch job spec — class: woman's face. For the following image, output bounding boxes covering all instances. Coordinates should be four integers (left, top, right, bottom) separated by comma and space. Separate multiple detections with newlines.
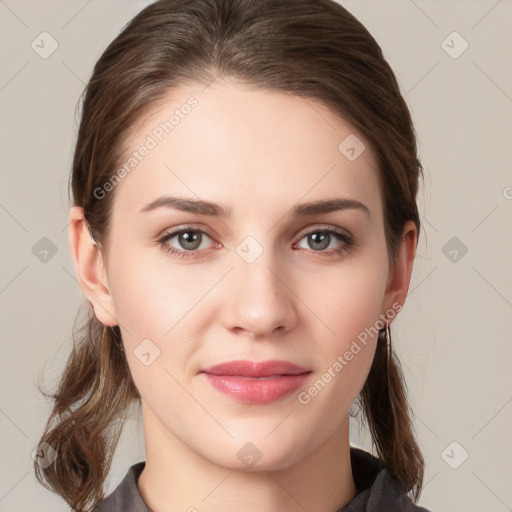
76, 79, 415, 471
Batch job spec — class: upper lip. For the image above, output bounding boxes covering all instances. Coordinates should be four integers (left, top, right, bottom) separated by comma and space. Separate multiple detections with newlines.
200, 359, 311, 377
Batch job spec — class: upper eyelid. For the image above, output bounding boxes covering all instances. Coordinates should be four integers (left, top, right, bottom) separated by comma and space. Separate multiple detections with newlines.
159, 224, 214, 241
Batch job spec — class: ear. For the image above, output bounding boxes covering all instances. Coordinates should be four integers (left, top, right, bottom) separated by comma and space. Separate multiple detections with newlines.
382, 220, 418, 323
68, 206, 118, 326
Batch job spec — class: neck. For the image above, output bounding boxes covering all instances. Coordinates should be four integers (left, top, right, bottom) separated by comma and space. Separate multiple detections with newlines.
137, 402, 357, 512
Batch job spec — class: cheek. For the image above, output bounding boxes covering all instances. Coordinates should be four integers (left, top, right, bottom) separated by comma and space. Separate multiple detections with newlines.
108, 245, 207, 337
106, 246, 215, 394
297, 254, 388, 402
310, 255, 389, 347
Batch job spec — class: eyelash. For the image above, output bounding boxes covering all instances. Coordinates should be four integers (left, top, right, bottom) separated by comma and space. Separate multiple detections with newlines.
157, 225, 355, 260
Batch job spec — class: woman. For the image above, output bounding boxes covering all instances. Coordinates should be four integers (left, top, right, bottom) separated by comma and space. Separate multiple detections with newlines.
34, 0, 431, 510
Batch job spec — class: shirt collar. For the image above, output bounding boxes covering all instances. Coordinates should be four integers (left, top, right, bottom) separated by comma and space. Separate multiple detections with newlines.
93, 447, 426, 512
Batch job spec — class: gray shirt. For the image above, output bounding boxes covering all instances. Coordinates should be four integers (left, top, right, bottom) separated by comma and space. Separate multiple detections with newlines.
92, 447, 432, 511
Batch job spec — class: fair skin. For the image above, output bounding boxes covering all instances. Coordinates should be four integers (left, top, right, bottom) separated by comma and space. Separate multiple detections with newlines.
69, 79, 417, 512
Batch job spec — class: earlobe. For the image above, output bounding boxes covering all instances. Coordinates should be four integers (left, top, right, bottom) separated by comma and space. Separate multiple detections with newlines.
383, 220, 418, 320
68, 206, 118, 326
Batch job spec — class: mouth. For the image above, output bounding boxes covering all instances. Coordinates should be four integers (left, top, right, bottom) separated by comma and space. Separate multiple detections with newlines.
199, 359, 312, 404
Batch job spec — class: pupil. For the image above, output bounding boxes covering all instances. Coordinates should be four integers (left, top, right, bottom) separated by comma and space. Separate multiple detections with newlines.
310, 232, 329, 250
181, 231, 200, 250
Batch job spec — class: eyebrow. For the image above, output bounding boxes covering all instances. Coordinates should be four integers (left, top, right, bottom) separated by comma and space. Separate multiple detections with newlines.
139, 195, 370, 218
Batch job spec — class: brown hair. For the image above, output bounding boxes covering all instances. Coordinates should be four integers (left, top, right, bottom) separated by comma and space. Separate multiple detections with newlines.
34, 0, 425, 509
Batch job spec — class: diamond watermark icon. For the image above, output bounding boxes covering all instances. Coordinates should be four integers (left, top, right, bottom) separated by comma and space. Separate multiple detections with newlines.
32, 237, 58, 263
236, 236, 263, 264
134, 338, 161, 366
31, 31, 59, 59
338, 134, 366, 162
32, 442, 58, 469
441, 441, 469, 469
441, 31, 469, 59
442, 236, 468, 263
237, 442, 262, 468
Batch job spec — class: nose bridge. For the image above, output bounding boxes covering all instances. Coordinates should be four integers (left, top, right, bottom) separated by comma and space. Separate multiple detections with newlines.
223, 231, 297, 336
235, 232, 285, 304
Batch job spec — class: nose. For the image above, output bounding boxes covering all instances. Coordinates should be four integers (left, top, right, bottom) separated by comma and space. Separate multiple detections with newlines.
220, 244, 299, 339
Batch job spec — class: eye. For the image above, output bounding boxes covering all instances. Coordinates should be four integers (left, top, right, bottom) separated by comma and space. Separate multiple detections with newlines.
157, 225, 355, 260
293, 227, 355, 257
157, 226, 217, 259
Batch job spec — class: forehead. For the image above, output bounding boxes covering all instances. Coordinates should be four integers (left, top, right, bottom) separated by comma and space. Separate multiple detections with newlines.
111, 79, 382, 222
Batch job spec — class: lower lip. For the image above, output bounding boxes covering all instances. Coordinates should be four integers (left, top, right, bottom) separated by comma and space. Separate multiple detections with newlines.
201, 373, 311, 404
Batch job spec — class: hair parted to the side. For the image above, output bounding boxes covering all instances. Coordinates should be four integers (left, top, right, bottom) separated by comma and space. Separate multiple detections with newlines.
34, 0, 425, 509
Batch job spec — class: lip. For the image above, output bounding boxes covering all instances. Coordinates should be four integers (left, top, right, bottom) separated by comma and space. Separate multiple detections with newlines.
200, 359, 310, 377
200, 359, 312, 404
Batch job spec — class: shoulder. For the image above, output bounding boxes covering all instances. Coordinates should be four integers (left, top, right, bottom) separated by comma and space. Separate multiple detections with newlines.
341, 447, 433, 512
359, 468, 432, 511
91, 461, 150, 512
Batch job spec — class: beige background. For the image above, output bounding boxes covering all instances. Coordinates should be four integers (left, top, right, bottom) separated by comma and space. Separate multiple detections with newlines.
1, 0, 511, 510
